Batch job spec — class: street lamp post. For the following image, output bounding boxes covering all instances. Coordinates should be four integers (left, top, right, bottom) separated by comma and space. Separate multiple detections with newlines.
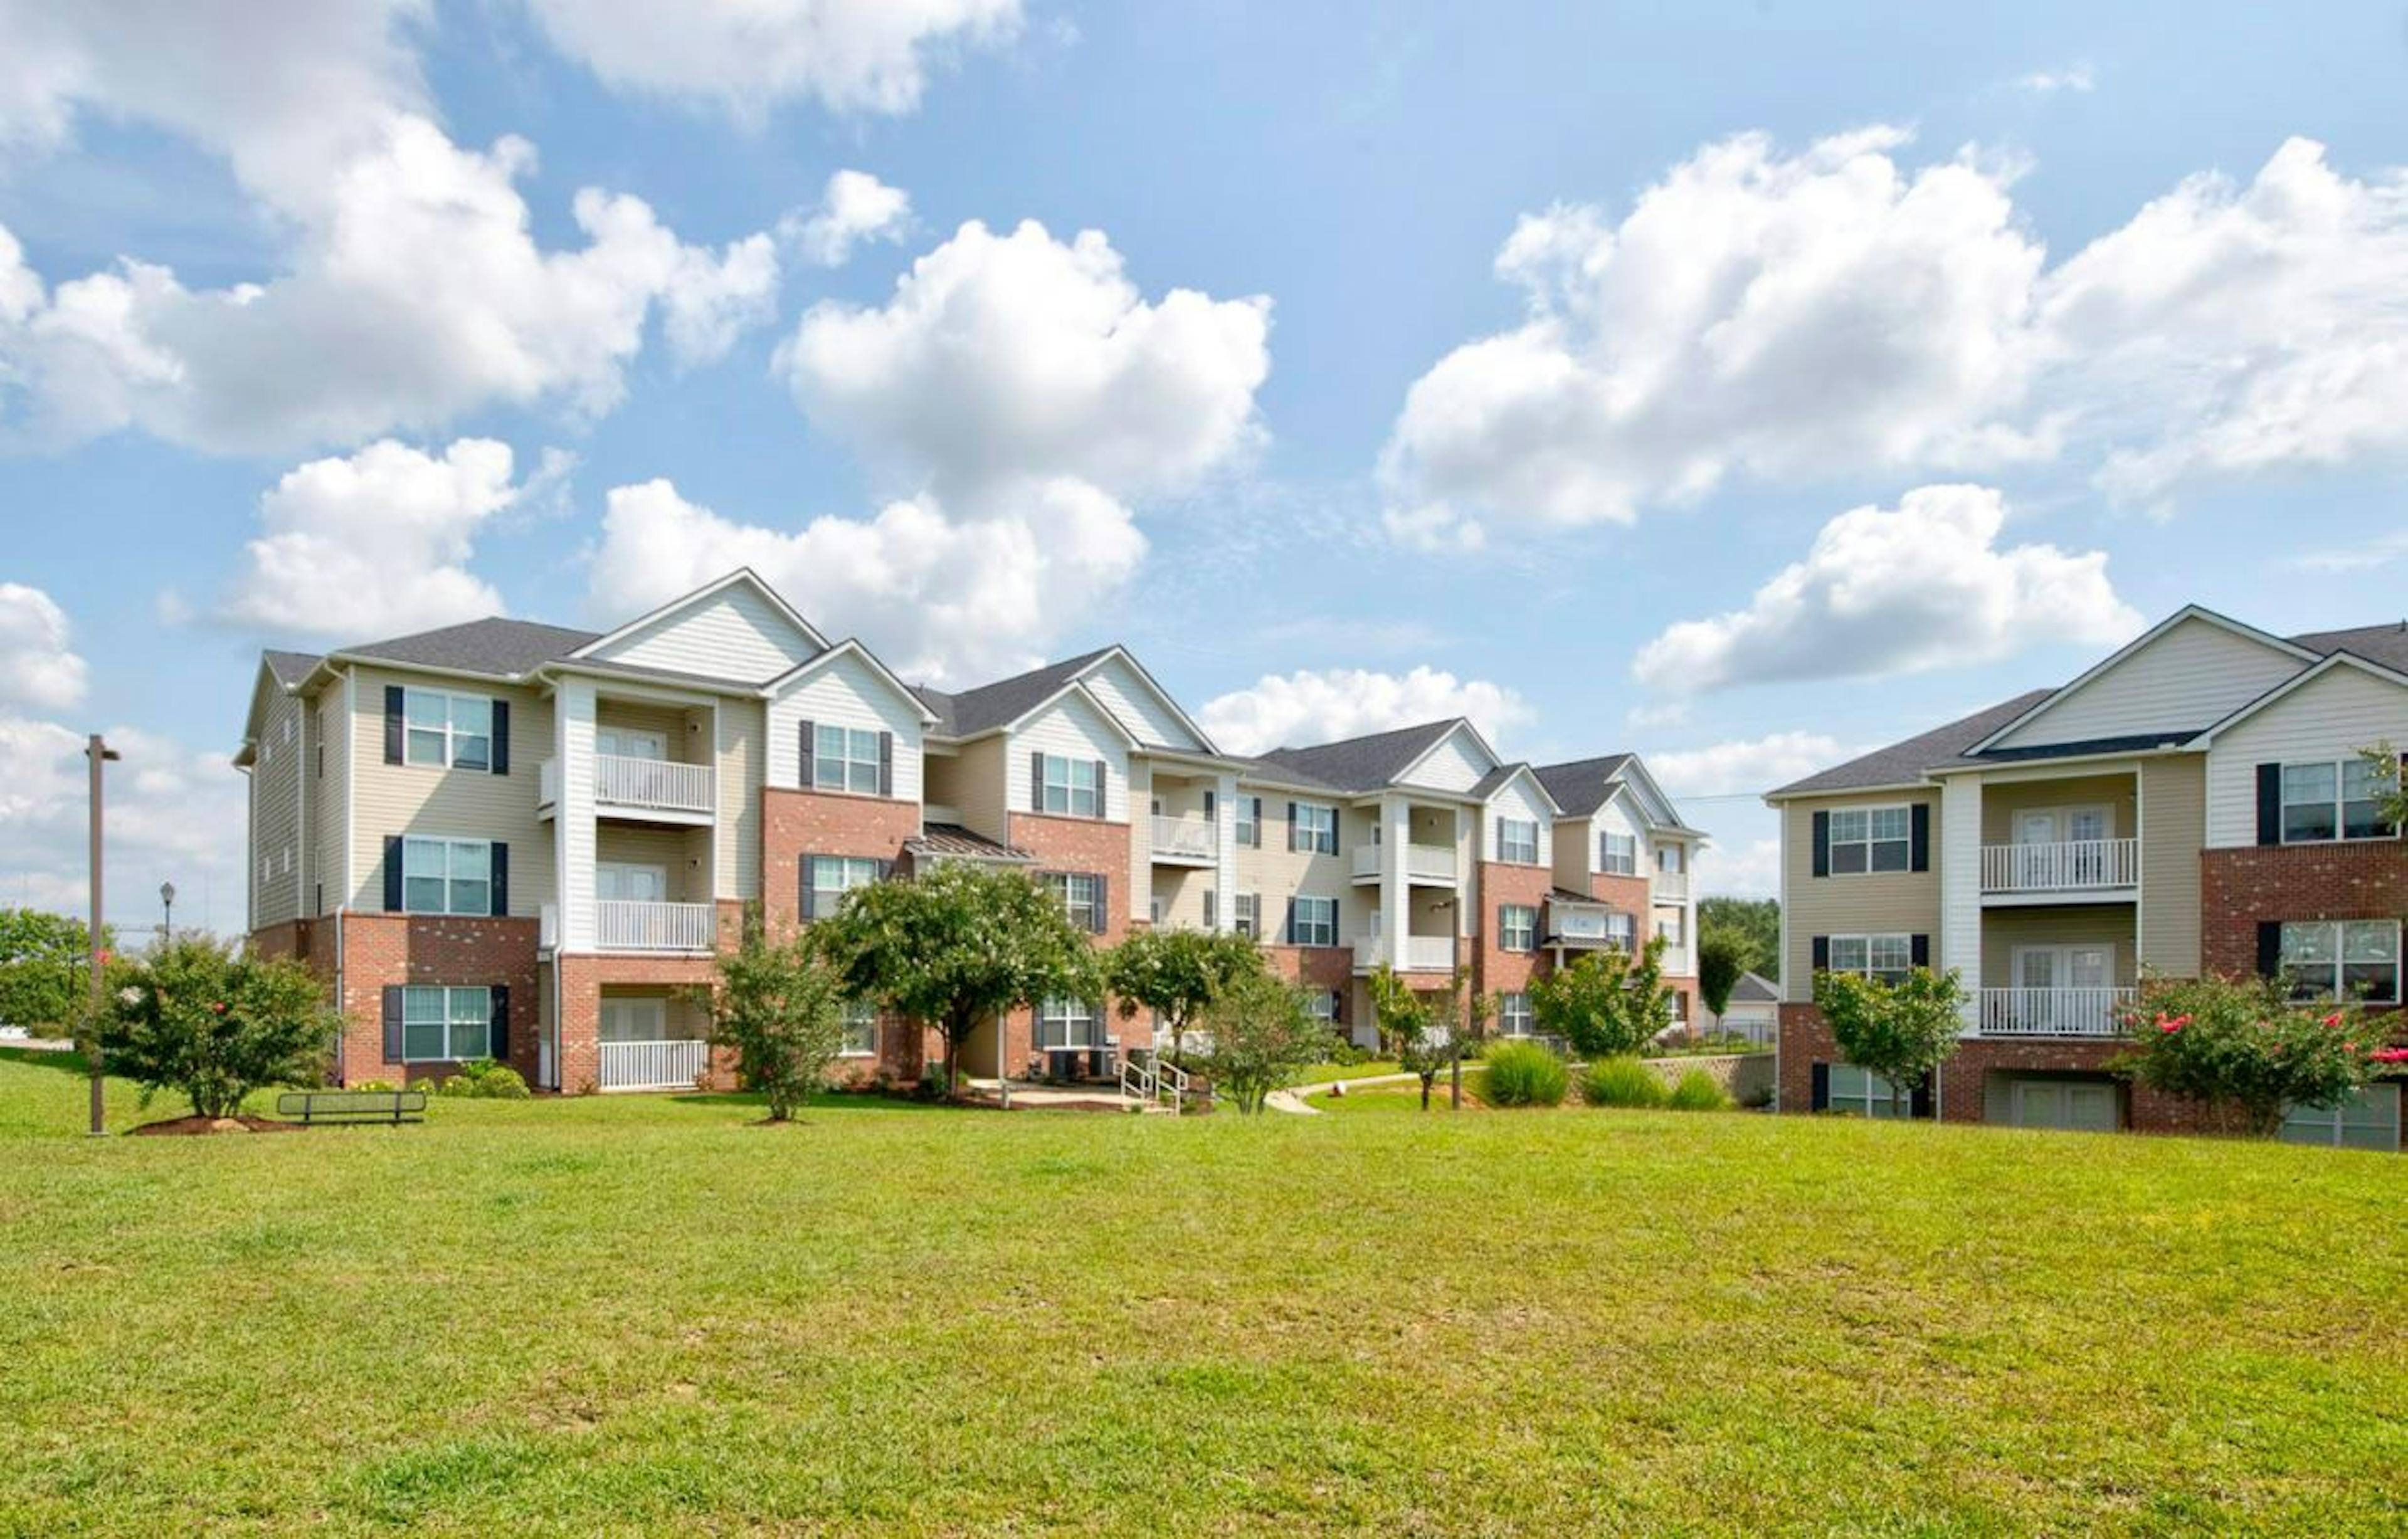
159, 880, 176, 942
85, 734, 121, 1138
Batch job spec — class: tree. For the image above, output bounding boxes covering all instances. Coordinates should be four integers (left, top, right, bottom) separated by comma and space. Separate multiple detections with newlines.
1529, 937, 1677, 1060
1813, 966, 1969, 1118
2359, 742, 2407, 833
1105, 928, 1265, 1061
98, 935, 336, 1120
1195, 969, 1324, 1115
814, 861, 1099, 1097
1698, 896, 1779, 983
1368, 964, 1484, 1111
2113, 974, 2397, 1138
1697, 931, 1750, 1020
705, 920, 850, 1121
0, 907, 102, 1037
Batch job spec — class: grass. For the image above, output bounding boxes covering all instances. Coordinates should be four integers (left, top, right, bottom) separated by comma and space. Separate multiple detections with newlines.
1, 1058, 2402, 1535
1290, 1058, 1401, 1085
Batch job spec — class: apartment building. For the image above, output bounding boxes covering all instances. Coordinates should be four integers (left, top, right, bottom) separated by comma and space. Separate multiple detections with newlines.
1767, 606, 2408, 1150
237, 569, 1704, 1093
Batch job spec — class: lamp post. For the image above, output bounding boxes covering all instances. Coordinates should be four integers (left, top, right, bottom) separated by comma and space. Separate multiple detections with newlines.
85, 734, 120, 1137
159, 880, 176, 942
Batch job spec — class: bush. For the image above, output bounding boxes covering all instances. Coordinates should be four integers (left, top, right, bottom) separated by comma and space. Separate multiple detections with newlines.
428, 1059, 530, 1098
1666, 1069, 1728, 1111
98, 935, 337, 1119
1482, 1040, 1569, 1107
2114, 974, 2394, 1137
1582, 1056, 1666, 1109
1195, 970, 1326, 1115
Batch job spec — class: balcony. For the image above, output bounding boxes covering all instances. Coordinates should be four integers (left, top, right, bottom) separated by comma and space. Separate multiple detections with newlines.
539, 754, 716, 822
594, 900, 717, 953
1349, 842, 1459, 885
1352, 933, 1457, 973
1977, 986, 2135, 1038
1150, 815, 1217, 864
1980, 838, 2138, 900
1654, 869, 1689, 901
599, 1037, 712, 1091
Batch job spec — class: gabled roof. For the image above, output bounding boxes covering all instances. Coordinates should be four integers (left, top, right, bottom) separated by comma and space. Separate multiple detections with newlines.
567, 568, 828, 665
264, 649, 322, 689
2289, 621, 2408, 675
1533, 754, 1632, 816
1227, 753, 1346, 794
347, 617, 599, 678
1729, 971, 1780, 1005
1964, 605, 2317, 756
763, 638, 941, 724
1768, 691, 2054, 798
916, 648, 1113, 740
1255, 719, 1465, 793
2194, 648, 2408, 744
1469, 762, 1565, 815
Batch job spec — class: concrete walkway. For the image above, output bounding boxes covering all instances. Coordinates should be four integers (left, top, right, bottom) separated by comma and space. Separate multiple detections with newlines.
1267, 1071, 1425, 1116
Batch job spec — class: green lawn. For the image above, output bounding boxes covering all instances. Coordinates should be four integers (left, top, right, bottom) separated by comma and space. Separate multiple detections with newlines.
1, 1053, 2402, 1535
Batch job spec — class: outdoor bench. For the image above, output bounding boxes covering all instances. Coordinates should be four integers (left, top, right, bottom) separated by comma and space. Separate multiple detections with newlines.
275, 1090, 428, 1127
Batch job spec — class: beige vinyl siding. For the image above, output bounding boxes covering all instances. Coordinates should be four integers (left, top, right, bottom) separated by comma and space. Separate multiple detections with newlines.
594, 700, 692, 756
1082, 654, 1205, 752
951, 737, 1009, 843
2204, 664, 2408, 847
347, 666, 553, 916
1126, 757, 1155, 901
595, 825, 712, 904
588, 582, 818, 683
1235, 788, 1353, 943
717, 698, 761, 900
2138, 755, 2205, 977
1781, 791, 1943, 991
1991, 614, 2305, 751
1981, 773, 2138, 842
251, 683, 304, 927
1399, 725, 1493, 793
1148, 866, 1216, 930
310, 683, 347, 917
1980, 907, 2138, 987
1552, 814, 1592, 891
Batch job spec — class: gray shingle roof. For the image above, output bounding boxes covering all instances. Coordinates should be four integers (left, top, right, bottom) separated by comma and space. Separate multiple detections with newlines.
1730, 971, 1780, 1004
263, 650, 322, 688
2292, 622, 2408, 675
1533, 754, 1633, 816
1226, 753, 1344, 793
916, 648, 1114, 740
1768, 690, 2053, 797
1255, 719, 1463, 793
344, 617, 600, 678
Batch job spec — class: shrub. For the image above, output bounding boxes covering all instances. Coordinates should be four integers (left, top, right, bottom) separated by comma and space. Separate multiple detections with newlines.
1666, 1069, 1728, 1111
1195, 969, 1326, 1115
428, 1059, 530, 1098
1582, 1056, 1666, 1109
1482, 1041, 1569, 1107
98, 935, 337, 1119
2113, 974, 2395, 1137
706, 918, 850, 1120
1814, 967, 1968, 1118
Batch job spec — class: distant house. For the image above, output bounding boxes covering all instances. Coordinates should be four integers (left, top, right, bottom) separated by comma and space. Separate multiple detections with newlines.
1708, 971, 1778, 1046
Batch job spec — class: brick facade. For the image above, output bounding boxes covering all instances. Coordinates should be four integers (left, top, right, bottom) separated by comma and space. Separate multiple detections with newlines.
2200, 843, 2408, 982
1265, 943, 1360, 1041
332, 913, 543, 1088
761, 787, 923, 935
1474, 861, 1554, 1005
998, 812, 1134, 1073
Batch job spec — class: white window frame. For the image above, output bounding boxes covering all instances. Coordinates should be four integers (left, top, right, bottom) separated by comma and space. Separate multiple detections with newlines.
1498, 992, 1533, 1037
1599, 831, 1637, 876
2278, 920, 2402, 1004
1825, 1062, 1913, 1119
1826, 933, 1912, 985
1233, 892, 1257, 939
1498, 903, 1538, 952
401, 836, 492, 917
596, 726, 667, 760
1497, 817, 1539, 864
1306, 989, 1339, 1022
1043, 872, 1102, 931
2279, 757, 2397, 844
403, 688, 493, 770
1292, 895, 1337, 948
1036, 997, 1103, 1050
1657, 908, 1686, 947
1828, 804, 1911, 876
1040, 754, 1101, 818
814, 723, 883, 796
2279, 1086, 2400, 1150
807, 855, 882, 917
1657, 843, 1684, 875
1235, 798, 1259, 846
1604, 911, 1636, 950
1291, 802, 1337, 855
401, 984, 491, 1063
840, 999, 879, 1058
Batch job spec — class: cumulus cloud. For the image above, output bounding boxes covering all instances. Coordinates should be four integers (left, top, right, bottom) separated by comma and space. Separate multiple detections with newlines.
0, 584, 88, 709
219, 439, 566, 639
784, 169, 912, 266
0, 3, 781, 456
1380, 129, 2408, 541
2012, 63, 2094, 95
520, 0, 1020, 117
586, 475, 1145, 685
1632, 485, 2143, 693
1694, 837, 1780, 900
1198, 667, 1533, 757
1643, 732, 1854, 798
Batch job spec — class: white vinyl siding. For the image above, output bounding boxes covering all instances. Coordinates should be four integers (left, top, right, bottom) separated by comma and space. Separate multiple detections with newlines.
1079, 654, 1205, 752
1484, 773, 1554, 868
765, 648, 924, 804
1005, 694, 1130, 822
1400, 724, 1496, 792
586, 582, 820, 684
249, 679, 305, 927
1992, 614, 2309, 752
2205, 667, 2408, 846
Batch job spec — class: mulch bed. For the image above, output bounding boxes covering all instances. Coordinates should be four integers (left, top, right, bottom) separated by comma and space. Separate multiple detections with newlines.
127, 1116, 309, 1137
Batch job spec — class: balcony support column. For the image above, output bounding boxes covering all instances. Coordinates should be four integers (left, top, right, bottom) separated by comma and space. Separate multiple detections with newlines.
1380, 795, 1407, 974
1939, 779, 1982, 1037
1213, 772, 1238, 933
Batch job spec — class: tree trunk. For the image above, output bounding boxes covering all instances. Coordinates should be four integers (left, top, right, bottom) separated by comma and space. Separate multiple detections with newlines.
1420, 1074, 1433, 1111
1449, 1054, 1462, 1111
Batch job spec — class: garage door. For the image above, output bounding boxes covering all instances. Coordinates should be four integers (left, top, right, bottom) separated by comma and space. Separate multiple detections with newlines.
2279, 1086, 2401, 1151
2009, 1079, 2120, 1132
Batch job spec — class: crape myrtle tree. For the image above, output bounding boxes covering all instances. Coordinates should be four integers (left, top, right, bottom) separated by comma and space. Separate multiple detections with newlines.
99, 935, 337, 1120
815, 860, 1099, 1098
1105, 927, 1265, 1062
2115, 974, 2401, 1138
1196, 968, 1326, 1115
705, 913, 850, 1121
1368, 963, 1486, 1111
1529, 936, 1677, 1061
1812, 966, 1970, 1120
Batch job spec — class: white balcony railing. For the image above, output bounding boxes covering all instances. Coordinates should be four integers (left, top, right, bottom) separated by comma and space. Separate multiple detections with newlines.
593, 753, 716, 816
594, 900, 716, 953
1980, 838, 2138, 895
599, 1038, 712, 1091
1977, 987, 2135, 1038
1654, 870, 1689, 901
1352, 933, 1457, 972
1150, 815, 1217, 861
1349, 843, 1459, 882
539, 757, 560, 807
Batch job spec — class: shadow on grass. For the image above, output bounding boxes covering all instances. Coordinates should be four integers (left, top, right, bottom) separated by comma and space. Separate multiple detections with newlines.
0, 1044, 90, 1077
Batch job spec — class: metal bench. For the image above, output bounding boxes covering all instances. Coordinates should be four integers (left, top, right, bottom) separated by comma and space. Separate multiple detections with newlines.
275, 1089, 428, 1127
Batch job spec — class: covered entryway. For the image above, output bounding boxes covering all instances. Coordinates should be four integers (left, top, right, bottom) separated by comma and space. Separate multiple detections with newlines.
598, 993, 710, 1091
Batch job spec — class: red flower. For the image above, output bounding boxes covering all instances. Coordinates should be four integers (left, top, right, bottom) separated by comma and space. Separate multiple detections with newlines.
2374, 1048, 2408, 1064
2322, 1012, 2345, 1028
2159, 1020, 2183, 1034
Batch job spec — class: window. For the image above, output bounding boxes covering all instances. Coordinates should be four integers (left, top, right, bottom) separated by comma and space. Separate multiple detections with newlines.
1498, 992, 1533, 1037
1149, 896, 1164, 925
403, 688, 492, 770
1657, 908, 1686, 947
1201, 889, 1217, 930
1827, 934, 1912, 985
1828, 806, 1911, 875
1498, 903, 1538, 952
1604, 911, 1636, 950
1497, 817, 1539, 864
401, 985, 491, 1063
1599, 831, 1636, 875
1233, 893, 1257, 939
1036, 997, 1102, 1049
1292, 895, 1337, 947
814, 723, 883, 795
2279, 920, 2401, 1004
2281, 759, 2395, 843
840, 1000, 879, 1058
1306, 989, 1339, 1022
1291, 802, 1337, 854
1040, 754, 1101, 817
1235, 797, 1259, 847
401, 838, 492, 916
2279, 1086, 2400, 1151
1659, 844, 1684, 874
806, 855, 882, 920
1825, 1063, 1913, 1119
1043, 872, 1103, 932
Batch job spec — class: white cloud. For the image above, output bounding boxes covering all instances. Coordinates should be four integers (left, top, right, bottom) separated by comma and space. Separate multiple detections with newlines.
776, 218, 1271, 504
1632, 484, 2143, 693
219, 439, 561, 639
0, 584, 88, 709
586, 475, 1144, 685
1644, 732, 1852, 798
2013, 63, 2094, 95
520, 0, 1021, 117
1694, 837, 1780, 900
784, 169, 912, 266
1197, 667, 1533, 757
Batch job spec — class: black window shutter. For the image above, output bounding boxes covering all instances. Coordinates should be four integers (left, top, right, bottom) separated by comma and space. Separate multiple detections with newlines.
1910, 933, 1930, 969
384, 685, 405, 764
1092, 874, 1109, 934
874, 859, 894, 883
801, 856, 820, 920
488, 843, 508, 917
382, 987, 404, 1063
1809, 1062, 1829, 1111
1286, 801, 1298, 852
1252, 891, 1262, 937
1094, 759, 1108, 819
1251, 797, 1263, 848
1204, 790, 1216, 819
1909, 1074, 1933, 1120
1031, 752, 1045, 812
1811, 935, 1830, 972
490, 700, 510, 775
1909, 804, 1930, 872
489, 985, 510, 1060
1284, 898, 1297, 945
383, 836, 404, 911
877, 732, 893, 797
2255, 763, 2281, 845
798, 720, 815, 789
1811, 810, 1831, 878
2256, 921, 2283, 978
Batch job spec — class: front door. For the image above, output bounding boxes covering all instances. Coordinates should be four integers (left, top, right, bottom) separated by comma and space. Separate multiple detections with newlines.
2013, 946, 2113, 1031
2010, 1079, 2120, 1132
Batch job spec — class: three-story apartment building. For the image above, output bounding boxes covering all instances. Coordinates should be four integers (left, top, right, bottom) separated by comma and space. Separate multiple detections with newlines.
1768, 606, 2408, 1150
238, 569, 1704, 1093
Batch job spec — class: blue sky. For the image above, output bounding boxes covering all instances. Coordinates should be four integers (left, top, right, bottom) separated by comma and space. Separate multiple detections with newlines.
4, 1, 2407, 932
